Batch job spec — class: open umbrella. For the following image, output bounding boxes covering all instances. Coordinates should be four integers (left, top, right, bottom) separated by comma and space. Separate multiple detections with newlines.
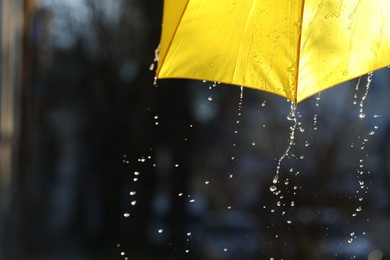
155, 0, 390, 103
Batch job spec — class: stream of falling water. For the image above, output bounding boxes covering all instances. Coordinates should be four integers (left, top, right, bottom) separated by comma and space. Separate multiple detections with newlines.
358, 72, 373, 119
270, 102, 298, 192
347, 72, 375, 246
230, 86, 244, 167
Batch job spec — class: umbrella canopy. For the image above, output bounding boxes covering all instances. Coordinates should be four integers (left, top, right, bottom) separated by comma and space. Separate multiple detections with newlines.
155, 0, 390, 103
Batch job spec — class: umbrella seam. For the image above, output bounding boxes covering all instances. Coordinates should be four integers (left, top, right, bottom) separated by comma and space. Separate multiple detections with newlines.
294, 0, 306, 103
232, 0, 256, 84
157, 0, 191, 76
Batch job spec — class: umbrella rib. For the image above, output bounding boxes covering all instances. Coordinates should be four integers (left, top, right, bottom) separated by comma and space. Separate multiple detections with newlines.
294, 0, 306, 103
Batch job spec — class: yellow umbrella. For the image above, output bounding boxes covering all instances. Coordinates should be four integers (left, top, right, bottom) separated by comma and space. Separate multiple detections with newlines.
155, 0, 390, 103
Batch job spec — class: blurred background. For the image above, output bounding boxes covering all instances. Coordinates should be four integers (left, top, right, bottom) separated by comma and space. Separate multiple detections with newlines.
1, 0, 390, 259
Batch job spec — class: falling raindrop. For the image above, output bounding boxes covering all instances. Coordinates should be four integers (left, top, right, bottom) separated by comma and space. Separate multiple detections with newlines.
315, 92, 321, 106
231, 86, 244, 156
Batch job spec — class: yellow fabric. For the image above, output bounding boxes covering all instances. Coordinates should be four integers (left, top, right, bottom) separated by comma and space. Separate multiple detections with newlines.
157, 0, 390, 103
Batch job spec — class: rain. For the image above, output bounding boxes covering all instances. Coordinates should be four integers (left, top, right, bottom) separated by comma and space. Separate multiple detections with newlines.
1, 0, 390, 260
